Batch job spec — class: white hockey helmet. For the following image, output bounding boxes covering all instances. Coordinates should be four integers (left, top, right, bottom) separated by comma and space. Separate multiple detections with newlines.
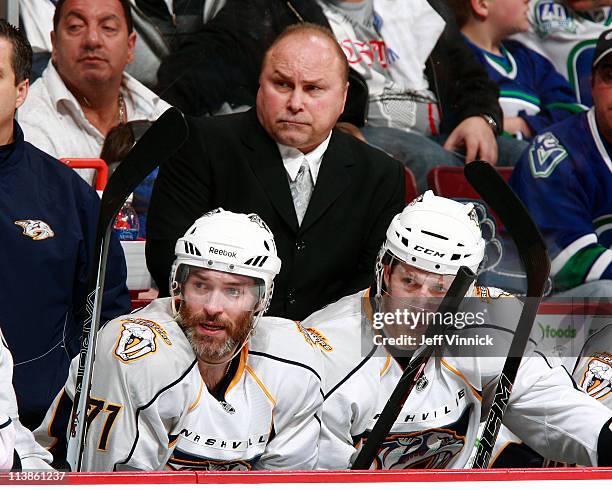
170, 208, 282, 313
381, 191, 485, 276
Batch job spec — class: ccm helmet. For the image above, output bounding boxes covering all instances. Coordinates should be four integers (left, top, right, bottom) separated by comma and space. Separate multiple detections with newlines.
380, 191, 485, 276
170, 208, 282, 314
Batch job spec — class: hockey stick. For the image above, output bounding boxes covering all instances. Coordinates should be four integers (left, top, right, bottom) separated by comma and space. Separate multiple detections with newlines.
66, 107, 188, 471
465, 160, 550, 468
351, 265, 476, 470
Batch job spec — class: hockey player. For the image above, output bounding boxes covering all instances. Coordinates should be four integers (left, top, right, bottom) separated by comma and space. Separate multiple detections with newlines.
510, 28, 612, 297
0, 328, 52, 470
303, 192, 612, 469
35, 209, 324, 471
449, 0, 584, 140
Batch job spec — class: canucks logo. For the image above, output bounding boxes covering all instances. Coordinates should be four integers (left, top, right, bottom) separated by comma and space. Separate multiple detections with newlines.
14, 220, 55, 241
528, 132, 568, 178
534, 0, 577, 38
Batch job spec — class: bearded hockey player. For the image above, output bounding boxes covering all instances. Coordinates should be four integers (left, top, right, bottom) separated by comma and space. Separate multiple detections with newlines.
303, 192, 612, 469
35, 209, 324, 471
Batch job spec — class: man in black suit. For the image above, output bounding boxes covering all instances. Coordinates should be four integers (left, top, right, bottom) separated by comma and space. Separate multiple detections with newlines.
146, 24, 405, 320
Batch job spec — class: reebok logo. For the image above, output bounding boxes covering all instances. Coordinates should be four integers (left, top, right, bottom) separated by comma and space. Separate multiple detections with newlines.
209, 247, 237, 258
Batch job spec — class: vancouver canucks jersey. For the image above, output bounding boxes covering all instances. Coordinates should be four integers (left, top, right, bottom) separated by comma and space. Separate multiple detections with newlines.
35, 298, 323, 471
466, 38, 584, 135
513, 0, 612, 106
304, 288, 612, 469
510, 109, 612, 291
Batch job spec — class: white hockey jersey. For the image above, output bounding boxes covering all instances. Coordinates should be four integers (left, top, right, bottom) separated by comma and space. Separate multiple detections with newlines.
303, 288, 612, 469
35, 298, 324, 471
0, 329, 52, 470
513, 0, 612, 106
573, 324, 612, 409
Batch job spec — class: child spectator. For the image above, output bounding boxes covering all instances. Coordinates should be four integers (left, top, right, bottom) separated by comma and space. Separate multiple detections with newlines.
448, 0, 585, 140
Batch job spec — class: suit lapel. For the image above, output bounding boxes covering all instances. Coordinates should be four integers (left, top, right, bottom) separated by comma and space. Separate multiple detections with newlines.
300, 131, 353, 233
241, 110, 299, 233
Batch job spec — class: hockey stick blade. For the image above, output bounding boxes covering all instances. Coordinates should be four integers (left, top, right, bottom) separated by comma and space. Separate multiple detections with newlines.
66, 107, 188, 471
351, 266, 476, 470
464, 160, 550, 468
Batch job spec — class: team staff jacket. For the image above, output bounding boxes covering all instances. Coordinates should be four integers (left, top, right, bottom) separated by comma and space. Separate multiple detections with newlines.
466, 39, 584, 135
35, 298, 324, 471
0, 121, 130, 430
303, 287, 612, 469
509, 109, 612, 292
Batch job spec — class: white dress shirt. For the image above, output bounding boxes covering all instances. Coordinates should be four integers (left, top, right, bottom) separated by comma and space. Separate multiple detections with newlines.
18, 61, 171, 182
276, 132, 332, 185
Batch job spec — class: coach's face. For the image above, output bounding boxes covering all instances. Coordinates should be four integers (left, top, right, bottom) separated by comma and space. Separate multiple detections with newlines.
256, 32, 348, 154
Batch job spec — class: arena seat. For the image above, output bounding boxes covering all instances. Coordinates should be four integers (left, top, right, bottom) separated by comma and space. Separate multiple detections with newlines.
426, 165, 513, 199
404, 167, 418, 202
60, 158, 109, 191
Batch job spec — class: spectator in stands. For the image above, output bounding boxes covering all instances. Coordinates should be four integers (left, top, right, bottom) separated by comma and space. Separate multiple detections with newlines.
0, 20, 130, 430
319, 0, 529, 191
0, 328, 52, 470
448, 0, 585, 141
17, 0, 170, 180
510, 29, 612, 298
514, 0, 612, 107
146, 24, 405, 321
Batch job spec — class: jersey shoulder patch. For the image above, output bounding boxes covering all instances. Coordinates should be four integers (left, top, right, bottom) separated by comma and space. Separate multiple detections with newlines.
113, 317, 173, 363
532, 0, 577, 38
528, 132, 568, 178
474, 285, 515, 302
578, 352, 612, 401
295, 322, 334, 353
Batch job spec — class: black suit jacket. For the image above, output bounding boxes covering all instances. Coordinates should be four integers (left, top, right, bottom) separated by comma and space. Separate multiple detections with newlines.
146, 109, 405, 320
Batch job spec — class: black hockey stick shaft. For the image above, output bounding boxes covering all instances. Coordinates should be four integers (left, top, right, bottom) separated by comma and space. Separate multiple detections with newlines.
66, 108, 188, 471
351, 266, 475, 470
465, 161, 550, 469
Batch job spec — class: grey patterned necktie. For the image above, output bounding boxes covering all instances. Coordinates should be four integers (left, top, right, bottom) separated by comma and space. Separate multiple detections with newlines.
289, 159, 314, 226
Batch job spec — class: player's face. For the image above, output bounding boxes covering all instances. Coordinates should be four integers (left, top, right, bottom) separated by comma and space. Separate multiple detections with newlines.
593, 60, 612, 145
178, 269, 260, 363
487, 0, 530, 36
384, 261, 455, 299
51, 0, 136, 90
0, 38, 28, 145
256, 33, 348, 154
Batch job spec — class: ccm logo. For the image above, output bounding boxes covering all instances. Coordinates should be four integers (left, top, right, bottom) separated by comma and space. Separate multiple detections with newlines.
414, 245, 445, 257
209, 247, 237, 258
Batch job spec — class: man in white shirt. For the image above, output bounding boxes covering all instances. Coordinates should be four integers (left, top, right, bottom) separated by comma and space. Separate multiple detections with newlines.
17, 0, 170, 181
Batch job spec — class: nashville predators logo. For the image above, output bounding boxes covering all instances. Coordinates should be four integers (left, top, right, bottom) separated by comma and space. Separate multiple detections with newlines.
360, 428, 465, 469
581, 353, 612, 401
114, 318, 172, 363
295, 323, 333, 352
14, 220, 55, 240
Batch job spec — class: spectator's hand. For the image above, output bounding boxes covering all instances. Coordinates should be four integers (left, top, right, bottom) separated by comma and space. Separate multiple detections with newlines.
443, 116, 498, 165
566, 0, 612, 11
504, 116, 533, 139
335, 122, 367, 143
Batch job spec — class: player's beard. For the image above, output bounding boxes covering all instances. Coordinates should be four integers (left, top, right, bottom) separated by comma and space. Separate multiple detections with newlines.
178, 303, 253, 363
